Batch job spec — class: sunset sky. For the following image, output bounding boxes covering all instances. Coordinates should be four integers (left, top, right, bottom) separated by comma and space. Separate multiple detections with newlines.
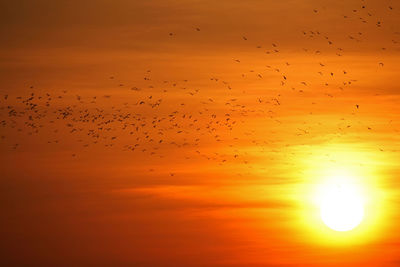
1, 0, 400, 266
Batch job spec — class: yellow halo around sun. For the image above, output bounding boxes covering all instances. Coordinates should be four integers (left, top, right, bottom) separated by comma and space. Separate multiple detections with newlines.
298, 145, 387, 245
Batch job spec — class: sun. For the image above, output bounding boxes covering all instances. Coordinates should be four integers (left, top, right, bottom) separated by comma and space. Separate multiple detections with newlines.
301, 147, 385, 243
319, 177, 365, 232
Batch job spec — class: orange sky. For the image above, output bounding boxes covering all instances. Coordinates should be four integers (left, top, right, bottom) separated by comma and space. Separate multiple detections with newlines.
1, 0, 400, 266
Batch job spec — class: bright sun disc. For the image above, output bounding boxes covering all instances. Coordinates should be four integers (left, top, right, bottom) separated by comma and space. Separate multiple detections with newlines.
320, 181, 364, 232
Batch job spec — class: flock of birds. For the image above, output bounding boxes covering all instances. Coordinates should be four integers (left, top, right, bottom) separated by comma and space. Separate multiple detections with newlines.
0, 1, 398, 165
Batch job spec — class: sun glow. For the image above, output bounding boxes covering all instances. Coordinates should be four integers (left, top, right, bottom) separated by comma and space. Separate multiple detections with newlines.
296, 144, 388, 246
